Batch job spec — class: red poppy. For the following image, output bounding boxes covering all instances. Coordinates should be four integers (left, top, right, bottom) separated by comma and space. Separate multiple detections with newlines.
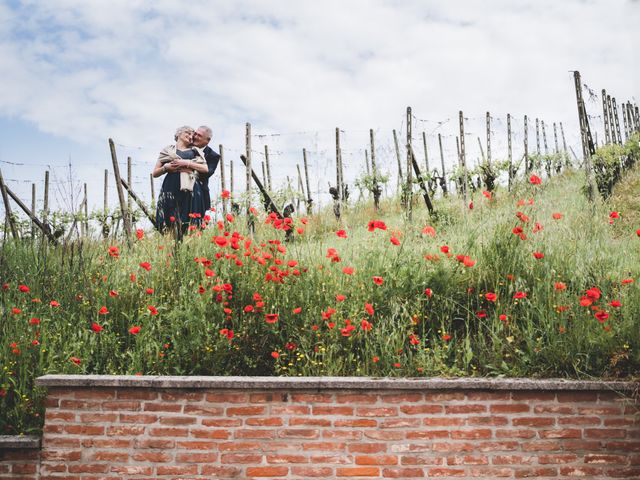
128, 326, 141, 335
98, 306, 109, 315
393, 362, 401, 368
533, 251, 544, 259
529, 174, 542, 185
579, 296, 593, 307
145, 288, 154, 295
148, 305, 158, 315
595, 311, 609, 323
49, 300, 60, 307
552, 213, 563, 220
244, 305, 254, 313
364, 303, 374, 315
609, 211, 620, 219
336, 229, 347, 238
462, 256, 476, 268
221, 190, 231, 199
70, 357, 81, 365
390, 236, 401, 246
482, 191, 492, 200
29, 318, 40, 325
169, 216, 176, 222
442, 334, 452, 341
226, 213, 235, 223
265, 313, 279, 324
512, 226, 524, 235
468, 201, 474, 210
205, 268, 215, 277
372, 276, 384, 285
139, 262, 152, 271
440, 245, 450, 254
129, 274, 137, 283
109, 290, 119, 297
367, 220, 387, 231
342, 267, 354, 275
372, 356, 380, 363
621, 278, 634, 285
513, 291, 527, 299
271, 351, 280, 359
485, 292, 497, 302
361, 319, 373, 331
292, 307, 302, 314
422, 226, 436, 237
409, 334, 420, 345
554, 282, 567, 291
136, 229, 144, 240
585, 287, 601, 300
609, 300, 621, 308
18, 285, 30, 293
108, 246, 120, 258
91, 323, 103, 333
636, 228, 640, 237
476, 310, 487, 318
424, 288, 433, 297
336, 294, 346, 302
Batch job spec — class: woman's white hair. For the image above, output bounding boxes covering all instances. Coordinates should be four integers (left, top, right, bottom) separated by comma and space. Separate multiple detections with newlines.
174, 125, 194, 141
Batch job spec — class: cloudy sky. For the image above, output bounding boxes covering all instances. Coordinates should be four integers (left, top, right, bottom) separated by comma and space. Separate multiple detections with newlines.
0, 0, 638, 216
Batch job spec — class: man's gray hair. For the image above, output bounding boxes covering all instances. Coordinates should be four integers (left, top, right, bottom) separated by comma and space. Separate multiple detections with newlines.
174, 125, 194, 141
198, 125, 212, 140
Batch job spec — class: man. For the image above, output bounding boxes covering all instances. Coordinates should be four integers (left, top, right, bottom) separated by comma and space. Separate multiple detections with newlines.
191, 125, 221, 211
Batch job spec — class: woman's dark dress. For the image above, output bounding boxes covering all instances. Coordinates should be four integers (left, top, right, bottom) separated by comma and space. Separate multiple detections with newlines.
155, 148, 207, 233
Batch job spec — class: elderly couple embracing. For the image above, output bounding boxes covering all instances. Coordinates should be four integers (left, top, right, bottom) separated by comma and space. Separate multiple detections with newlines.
152, 125, 220, 236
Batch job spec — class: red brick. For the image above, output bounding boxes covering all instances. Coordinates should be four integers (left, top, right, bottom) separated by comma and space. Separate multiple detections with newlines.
336, 466, 380, 476
512, 417, 555, 427
585, 454, 629, 464
200, 465, 243, 476
159, 415, 196, 425
234, 428, 275, 439
406, 430, 449, 439
106, 425, 144, 436
183, 405, 224, 416
90, 451, 130, 462
427, 467, 466, 476
380, 418, 421, 428
74, 388, 115, 399
45, 411, 76, 422
64, 425, 105, 435
559, 466, 604, 476
533, 405, 574, 414
382, 467, 425, 477
156, 465, 198, 475
450, 429, 492, 439
557, 392, 598, 402
271, 405, 310, 415
202, 418, 243, 427
10, 463, 37, 474
490, 404, 530, 413
381, 393, 423, 403
492, 455, 534, 465
59, 399, 100, 410
476, 441, 519, 452
219, 442, 266, 452
313, 406, 354, 415
143, 402, 181, 412
606, 441, 640, 452
161, 391, 203, 402
111, 465, 153, 475
324, 430, 362, 440
220, 453, 262, 464
191, 428, 231, 439
356, 407, 398, 417
43, 437, 81, 448
605, 467, 640, 477
604, 417, 636, 427
558, 416, 601, 425
401, 455, 443, 465
424, 392, 465, 401
246, 466, 288, 477
514, 467, 558, 478
249, 392, 289, 403
445, 404, 486, 414
119, 413, 158, 423
135, 438, 175, 449
538, 454, 578, 464
423, 417, 465, 427
495, 429, 536, 439
336, 393, 379, 404
226, 406, 266, 416
302, 442, 346, 451
467, 392, 510, 401
291, 466, 333, 477
355, 455, 398, 465
291, 393, 333, 402
176, 440, 217, 450
245, 417, 283, 426
348, 443, 387, 453
148, 427, 189, 437
578, 406, 622, 415
132, 451, 173, 462
101, 400, 141, 411
81, 438, 131, 448
522, 440, 562, 451
469, 466, 513, 477
266, 454, 308, 463
289, 417, 331, 427
446, 455, 488, 465
539, 429, 582, 439
467, 416, 508, 426
334, 419, 377, 427
117, 389, 158, 400
68, 464, 110, 473
205, 392, 248, 402
400, 405, 443, 415
585, 428, 626, 439
310, 454, 353, 464
364, 430, 405, 441
176, 452, 218, 463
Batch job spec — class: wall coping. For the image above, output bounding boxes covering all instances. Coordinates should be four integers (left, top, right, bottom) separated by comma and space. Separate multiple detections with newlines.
35, 375, 638, 392
0, 435, 41, 450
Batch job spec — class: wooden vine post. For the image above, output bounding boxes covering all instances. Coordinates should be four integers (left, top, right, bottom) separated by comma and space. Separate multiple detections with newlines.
553, 123, 559, 154
536, 118, 541, 155
602, 89, 611, 144
303, 148, 313, 214
405, 106, 413, 218
0, 168, 18, 239
108, 138, 132, 242
335, 128, 342, 204
264, 145, 272, 191
392, 129, 403, 192
458, 111, 468, 206
43, 171, 49, 227
438, 133, 447, 196
524, 115, 529, 173
370, 129, 381, 211
31, 184, 36, 238
573, 71, 596, 202
507, 113, 513, 190
611, 96, 622, 145
486, 111, 491, 165
245, 122, 254, 234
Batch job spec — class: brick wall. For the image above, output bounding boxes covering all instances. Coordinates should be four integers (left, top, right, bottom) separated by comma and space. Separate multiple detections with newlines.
18, 376, 640, 478
0, 436, 40, 480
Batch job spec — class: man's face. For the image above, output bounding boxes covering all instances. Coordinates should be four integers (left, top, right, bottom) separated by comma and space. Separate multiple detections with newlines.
193, 128, 211, 148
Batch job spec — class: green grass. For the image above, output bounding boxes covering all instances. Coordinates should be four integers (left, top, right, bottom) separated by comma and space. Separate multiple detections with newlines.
1, 156, 639, 434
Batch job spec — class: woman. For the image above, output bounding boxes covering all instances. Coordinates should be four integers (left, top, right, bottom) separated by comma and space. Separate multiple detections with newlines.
153, 126, 210, 235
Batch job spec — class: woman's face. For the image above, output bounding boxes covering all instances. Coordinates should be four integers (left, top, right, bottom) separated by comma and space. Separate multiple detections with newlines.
179, 129, 194, 144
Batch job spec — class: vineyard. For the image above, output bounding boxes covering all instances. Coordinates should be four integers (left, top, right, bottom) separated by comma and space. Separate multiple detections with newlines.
1, 75, 640, 436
